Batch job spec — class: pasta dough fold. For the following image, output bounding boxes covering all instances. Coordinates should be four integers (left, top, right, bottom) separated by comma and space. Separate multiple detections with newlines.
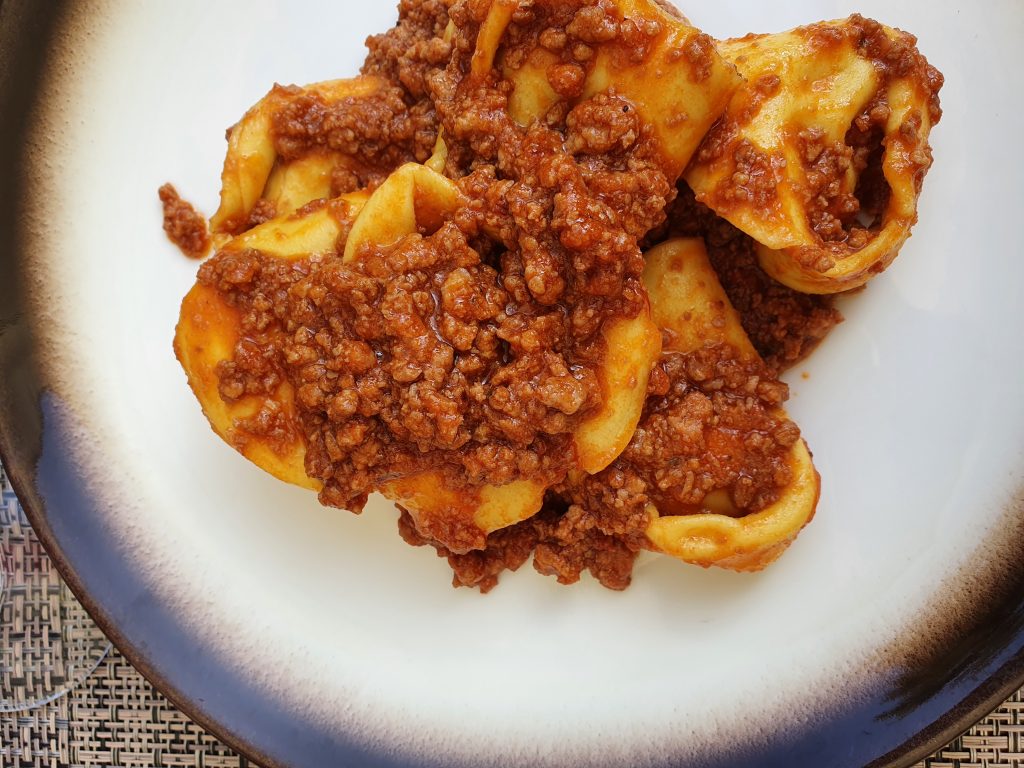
685, 16, 942, 294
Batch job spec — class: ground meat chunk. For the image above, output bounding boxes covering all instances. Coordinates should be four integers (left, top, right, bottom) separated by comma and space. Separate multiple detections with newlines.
270, 82, 438, 170
363, 0, 453, 100
655, 183, 843, 371
532, 503, 641, 590
159, 183, 209, 258
621, 347, 796, 514
406, 493, 647, 592
400, 508, 540, 593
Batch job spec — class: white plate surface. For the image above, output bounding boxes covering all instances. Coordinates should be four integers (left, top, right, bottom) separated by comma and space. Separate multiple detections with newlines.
20, 1, 1024, 765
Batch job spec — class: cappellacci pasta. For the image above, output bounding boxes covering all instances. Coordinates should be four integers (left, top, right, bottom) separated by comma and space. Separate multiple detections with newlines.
168, 0, 941, 590
685, 16, 943, 294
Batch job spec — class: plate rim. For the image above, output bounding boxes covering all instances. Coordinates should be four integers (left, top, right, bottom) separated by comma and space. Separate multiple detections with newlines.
1, 1, 1024, 766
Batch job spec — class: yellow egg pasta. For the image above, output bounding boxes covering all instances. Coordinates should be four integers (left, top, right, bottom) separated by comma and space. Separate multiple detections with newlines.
476, 0, 742, 179
641, 239, 819, 570
685, 16, 942, 293
209, 77, 392, 236
166, 0, 941, 591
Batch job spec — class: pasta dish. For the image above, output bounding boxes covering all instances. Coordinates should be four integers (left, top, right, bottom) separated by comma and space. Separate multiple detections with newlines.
166, 0, 942, 591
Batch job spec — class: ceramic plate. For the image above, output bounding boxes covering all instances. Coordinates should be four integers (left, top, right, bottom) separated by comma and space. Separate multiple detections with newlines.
2, 1, 1023, 766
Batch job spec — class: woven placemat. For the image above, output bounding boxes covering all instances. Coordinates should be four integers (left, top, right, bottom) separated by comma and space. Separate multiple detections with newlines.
1, 465, 1021, 768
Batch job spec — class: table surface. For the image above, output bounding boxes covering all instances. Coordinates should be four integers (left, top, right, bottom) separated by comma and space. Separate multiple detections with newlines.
2, 467, 1021, 768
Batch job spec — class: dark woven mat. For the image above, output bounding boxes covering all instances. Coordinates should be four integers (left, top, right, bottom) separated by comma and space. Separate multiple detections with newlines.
1, 466, 1020, 768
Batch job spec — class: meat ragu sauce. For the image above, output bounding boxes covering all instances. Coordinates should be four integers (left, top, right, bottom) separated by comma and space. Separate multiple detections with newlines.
271, 79, 439, 196
655, 184, 843, 372
171, 0, 942, 591
422, 339, 798, 592
202, 0, 672, 536
159, 183, 210, 259
412, 192, 812, 591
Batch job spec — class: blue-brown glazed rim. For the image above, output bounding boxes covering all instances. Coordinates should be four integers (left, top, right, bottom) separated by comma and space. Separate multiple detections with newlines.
1, 2, 1022, 766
